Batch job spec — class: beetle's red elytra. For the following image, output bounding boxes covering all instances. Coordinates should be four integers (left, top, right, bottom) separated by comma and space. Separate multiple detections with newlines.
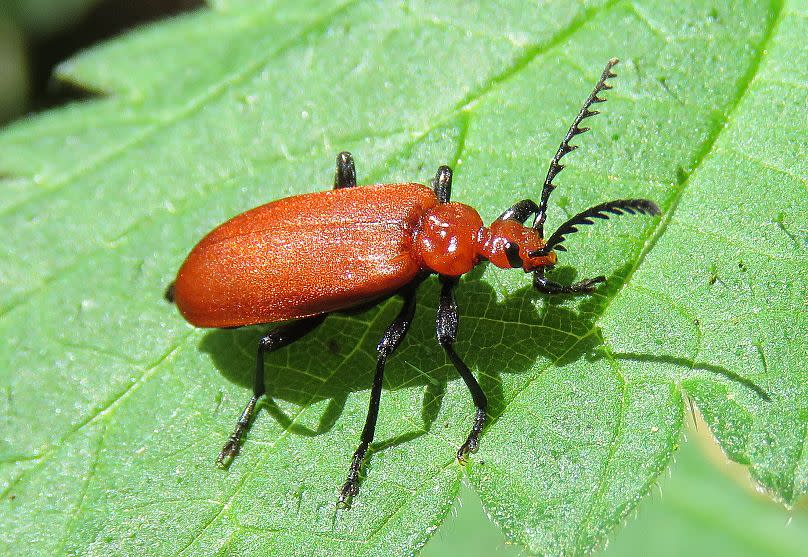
171, 183, 559, 328
166, 59, 661, 507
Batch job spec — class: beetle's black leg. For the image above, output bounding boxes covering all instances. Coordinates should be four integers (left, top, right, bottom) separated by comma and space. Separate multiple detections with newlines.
334, 151, 357, 189
532, 266, 605, 295
496, 199, 540, 224
433, 165, 453, 203
217, 315, 326, 464
338, 286, 418, 508
436, 275, 487, 463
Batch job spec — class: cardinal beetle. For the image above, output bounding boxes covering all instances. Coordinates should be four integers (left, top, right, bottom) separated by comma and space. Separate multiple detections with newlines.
166, 59, 661, 507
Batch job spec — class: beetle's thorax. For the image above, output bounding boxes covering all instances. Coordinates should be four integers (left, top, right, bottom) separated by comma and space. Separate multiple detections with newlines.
414, 202, 482, 276
414, 203, 556, 276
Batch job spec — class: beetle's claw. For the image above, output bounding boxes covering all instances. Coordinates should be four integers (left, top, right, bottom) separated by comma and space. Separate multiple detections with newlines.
217, 438, 240, 466
337, 481, 359, 509
456, 436, 479, 465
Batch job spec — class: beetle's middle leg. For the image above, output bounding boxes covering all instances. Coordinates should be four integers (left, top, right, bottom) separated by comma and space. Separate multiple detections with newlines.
338, 286, 418, 507
217, 314, 326, 464
437, 275, 488, 463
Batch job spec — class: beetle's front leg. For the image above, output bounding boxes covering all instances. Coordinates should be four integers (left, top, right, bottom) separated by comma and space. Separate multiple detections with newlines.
496, 199, 540, 224
436, 276, 487, 463
532, 267, 605, 294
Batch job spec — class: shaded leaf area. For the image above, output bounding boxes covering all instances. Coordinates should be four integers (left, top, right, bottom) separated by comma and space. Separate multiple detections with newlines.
0, 0, 805, 556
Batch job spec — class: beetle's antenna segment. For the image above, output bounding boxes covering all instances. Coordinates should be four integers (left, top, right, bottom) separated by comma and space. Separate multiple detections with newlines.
532, 198, 660, 256
534, 58, 619, 236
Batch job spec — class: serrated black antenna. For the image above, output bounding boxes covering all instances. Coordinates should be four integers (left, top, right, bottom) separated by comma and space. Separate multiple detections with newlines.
531, 199, 661, 256
533, 58, 619, 237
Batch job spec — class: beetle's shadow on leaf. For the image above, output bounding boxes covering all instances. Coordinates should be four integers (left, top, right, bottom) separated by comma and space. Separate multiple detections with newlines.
199, 263, 621, 452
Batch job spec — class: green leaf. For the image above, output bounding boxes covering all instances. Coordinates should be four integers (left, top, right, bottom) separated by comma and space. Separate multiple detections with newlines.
600, 437, 808, 557
422, 438, 808, 557
1, 1, 805, 555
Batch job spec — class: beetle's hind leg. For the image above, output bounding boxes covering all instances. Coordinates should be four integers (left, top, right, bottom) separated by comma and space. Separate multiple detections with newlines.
334, 151, 357, 189
436, 276, 488, 463
217, 315, 326, 465
338, 286, 418, 508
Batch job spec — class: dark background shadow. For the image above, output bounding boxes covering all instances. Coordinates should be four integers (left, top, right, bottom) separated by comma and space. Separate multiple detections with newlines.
2, 0, 204, 124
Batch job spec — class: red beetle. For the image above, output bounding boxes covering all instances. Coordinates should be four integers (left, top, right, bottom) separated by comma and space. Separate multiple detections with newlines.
166, 59, 660, 506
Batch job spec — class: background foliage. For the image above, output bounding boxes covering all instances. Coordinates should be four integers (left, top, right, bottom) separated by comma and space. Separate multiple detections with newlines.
0, 1, 805, 555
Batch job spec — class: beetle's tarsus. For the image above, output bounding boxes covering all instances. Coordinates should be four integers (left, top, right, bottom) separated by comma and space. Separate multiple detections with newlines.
456, 435, 479, 464
217, 395, 258, 465
216, 438, 240, 466
337, 483, 358, 509
571, 275, 607, 292
457, 406, 485, 464
338, 440, 368, 509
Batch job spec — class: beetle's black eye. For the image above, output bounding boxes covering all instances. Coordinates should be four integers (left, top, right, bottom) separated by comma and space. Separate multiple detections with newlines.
504, 242, 523, 268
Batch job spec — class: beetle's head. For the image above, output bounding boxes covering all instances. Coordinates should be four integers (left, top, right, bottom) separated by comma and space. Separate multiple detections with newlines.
481, 198, 661, 290
478, 219, 557, 272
